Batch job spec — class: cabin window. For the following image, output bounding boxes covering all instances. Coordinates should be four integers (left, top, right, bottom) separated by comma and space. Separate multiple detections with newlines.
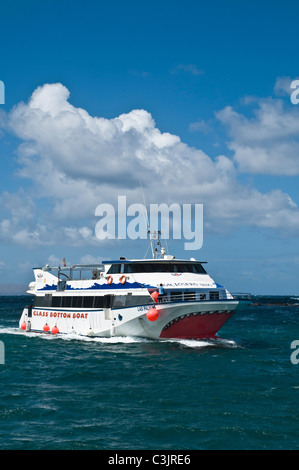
125, 294, 152, 307
72, 296, 83, 308
123, 264, 133, 274
103, 295, 114, 308
209, 291, 219, 300
83, 296, 94, 308
107, 264, 121, 274
62, 296, 72, 307
114, 296, 126, 307
170, 291, 182, 301
33, 295, 52, 307
94, 296, 104, 308
185, 291, 196, 301
52, 296, 62, 307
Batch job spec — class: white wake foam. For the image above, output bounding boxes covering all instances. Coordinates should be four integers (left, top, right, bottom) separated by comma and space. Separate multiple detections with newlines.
0, 326, 238, 349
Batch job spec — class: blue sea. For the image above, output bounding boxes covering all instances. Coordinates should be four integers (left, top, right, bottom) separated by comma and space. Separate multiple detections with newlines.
0, 295, 298, 451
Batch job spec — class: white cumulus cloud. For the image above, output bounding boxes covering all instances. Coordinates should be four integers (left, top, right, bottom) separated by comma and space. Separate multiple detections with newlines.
216, 97, 299, 175
0, 82, 298, 248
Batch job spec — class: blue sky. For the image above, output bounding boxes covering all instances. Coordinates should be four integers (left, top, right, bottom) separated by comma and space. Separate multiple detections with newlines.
1, 0, 299, 294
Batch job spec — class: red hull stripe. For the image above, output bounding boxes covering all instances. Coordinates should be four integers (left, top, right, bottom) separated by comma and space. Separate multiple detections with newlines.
159, 311, 234, 339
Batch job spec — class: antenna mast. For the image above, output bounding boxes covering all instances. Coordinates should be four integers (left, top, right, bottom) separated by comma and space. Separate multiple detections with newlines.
148, 230, 166, 259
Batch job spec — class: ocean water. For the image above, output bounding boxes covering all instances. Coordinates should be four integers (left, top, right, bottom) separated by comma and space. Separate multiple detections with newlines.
0, 295, 298, 450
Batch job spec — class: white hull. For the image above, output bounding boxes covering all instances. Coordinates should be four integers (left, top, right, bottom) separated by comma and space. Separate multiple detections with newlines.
19, 299, 239, 340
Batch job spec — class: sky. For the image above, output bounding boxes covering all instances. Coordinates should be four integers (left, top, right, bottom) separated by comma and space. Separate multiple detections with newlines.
0, 0, 299, 295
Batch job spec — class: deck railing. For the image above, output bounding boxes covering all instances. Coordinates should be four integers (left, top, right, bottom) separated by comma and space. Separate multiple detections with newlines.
154, 290, 228, 304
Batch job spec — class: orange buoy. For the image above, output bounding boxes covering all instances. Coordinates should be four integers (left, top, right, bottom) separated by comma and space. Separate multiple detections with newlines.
21, 321, 27, 330
151, 291, 159, 303
146, 307, 159, 322
119, 275, 126, 285
43, 323, 50, 332
52, 325, 59, 335
107, 275, 113, 285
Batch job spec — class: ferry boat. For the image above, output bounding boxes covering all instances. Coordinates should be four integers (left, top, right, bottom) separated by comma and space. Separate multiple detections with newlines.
19, 232, 241, 340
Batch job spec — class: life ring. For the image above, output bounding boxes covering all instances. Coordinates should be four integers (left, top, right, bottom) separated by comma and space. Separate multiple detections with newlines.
119, 275, 126, 285
107, 275, 113, 285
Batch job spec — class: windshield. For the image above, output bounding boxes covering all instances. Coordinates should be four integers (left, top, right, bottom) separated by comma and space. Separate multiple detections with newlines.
107, 262, 207, 274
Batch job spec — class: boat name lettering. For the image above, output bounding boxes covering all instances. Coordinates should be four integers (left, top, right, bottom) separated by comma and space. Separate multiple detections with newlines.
33, 310, 88, 319
137, 306, 150, 312
164, 282, 213, 287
